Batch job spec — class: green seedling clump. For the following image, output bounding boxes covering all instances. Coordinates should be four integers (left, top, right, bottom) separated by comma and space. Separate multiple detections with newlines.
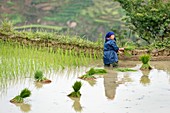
34, 70, 51, 83
79, 74, 96, 80
34, 70, 44, 81
90, 68, 107, 74
79, 68, 107, 80
123, 45, 136, 57
10, 88, 31, 103
116, 68, 137, 72
140, 54, 152, 70
124, 46, 136, 51
68, 81, 82, 98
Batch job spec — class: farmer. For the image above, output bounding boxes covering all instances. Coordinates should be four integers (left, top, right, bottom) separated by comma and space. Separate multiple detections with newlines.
103, 31, 124, 67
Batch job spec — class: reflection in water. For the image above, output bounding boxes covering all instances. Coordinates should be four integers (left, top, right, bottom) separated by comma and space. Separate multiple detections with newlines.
103, 71, 118, 100
34, 82, 43, 89
86, 79, 97, 86
0, 62, 170, 113
14, 103, 31, 113
123, 75, 133, 82
34, 81, 51, 89
69, 97, 83, 112
103, 68, 134, 100
140, 70, 151, 86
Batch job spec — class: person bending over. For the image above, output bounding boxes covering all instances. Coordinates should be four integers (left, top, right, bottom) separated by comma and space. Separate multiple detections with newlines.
103, 31, 124, 67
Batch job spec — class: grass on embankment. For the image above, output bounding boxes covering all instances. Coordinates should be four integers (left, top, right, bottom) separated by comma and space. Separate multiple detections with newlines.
0, 20, 103, 48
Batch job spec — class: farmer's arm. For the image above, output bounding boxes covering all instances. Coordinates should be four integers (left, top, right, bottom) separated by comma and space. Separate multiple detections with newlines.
109, 40, 124, 52
109, 40, 119, 52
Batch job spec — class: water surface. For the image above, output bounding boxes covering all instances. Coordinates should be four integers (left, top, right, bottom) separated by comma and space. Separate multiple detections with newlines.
0, 61, 170, 113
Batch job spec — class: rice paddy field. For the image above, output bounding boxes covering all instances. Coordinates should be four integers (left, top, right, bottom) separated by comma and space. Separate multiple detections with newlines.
0, 40, 170, 113
0, 40, 99, 90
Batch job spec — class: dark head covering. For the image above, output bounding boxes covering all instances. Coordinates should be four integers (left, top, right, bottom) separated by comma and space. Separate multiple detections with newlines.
105, 31, 116, 42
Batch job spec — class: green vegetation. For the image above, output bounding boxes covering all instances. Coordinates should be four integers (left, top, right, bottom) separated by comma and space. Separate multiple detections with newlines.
34, 70, 51, 83
10, 88, 31, 103
140, 54, 152, 70
34, 71, 44, 81
2, 13, 24, 25
1, 0, 169, 46
0, 20, 103, 49
0, 19, 14, 32
14, 24, 64, 32
124, 44, 136, 51
79, 68, 107, 80
68, 81, 82, 98
114, 0, 170, 47
87, 68, 107, 75
44, 0, 93, 22
79, 74, 96, 80
0, 20, 102, 89
116, 68, 137, 72
0, 0, 126, 41
0, 40, 97, 89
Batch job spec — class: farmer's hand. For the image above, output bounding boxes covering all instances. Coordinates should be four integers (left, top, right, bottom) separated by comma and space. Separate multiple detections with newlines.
119, 48, 124, 51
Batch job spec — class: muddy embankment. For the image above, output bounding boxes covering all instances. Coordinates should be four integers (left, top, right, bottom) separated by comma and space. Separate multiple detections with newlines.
0, 32, 170, 61
119, 49, 170, 61
0, 32, 103, 57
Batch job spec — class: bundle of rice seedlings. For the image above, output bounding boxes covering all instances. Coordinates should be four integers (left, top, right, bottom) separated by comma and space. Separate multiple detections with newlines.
10, 88, 31, 103
91, 68, 107, 74
116, 68, 137, 72
34, 70, 51, 83
79, 74, 96, 80
123, 45, 136, 57
124, 46, 136, 51
68, 81, 82, 98
79, 68, 107, 80
140, 54, 152, 70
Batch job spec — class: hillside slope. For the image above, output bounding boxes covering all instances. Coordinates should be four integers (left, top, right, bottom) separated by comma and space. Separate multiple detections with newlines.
0, 0, 125, 40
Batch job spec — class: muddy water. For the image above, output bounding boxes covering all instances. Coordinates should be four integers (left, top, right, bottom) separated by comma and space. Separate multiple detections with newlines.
0, 61, 170, 113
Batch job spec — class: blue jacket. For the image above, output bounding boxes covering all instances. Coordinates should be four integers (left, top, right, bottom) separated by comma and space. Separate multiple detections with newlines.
103, 39, 119, 65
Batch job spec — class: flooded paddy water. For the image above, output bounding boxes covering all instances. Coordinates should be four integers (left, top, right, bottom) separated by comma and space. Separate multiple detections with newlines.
0, 61, 170, 113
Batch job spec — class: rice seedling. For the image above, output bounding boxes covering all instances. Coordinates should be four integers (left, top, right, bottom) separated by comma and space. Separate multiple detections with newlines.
10, 88, 31, 103
68, 81, 82, 98
116, 68, 137, 72
0, 24, 102, 89
34, 70, 51, 83
87, 68, 107, 75
79, 68, 107, 80
124, 46, 136, 51
123, 50, 132, 57
140, 54, 152, 70
0, 40, 95, 78
122, 43, 136, 57
79, 73, 96, 80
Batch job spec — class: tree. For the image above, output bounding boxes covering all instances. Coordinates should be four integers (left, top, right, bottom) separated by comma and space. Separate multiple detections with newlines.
114, 0, 170, 45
